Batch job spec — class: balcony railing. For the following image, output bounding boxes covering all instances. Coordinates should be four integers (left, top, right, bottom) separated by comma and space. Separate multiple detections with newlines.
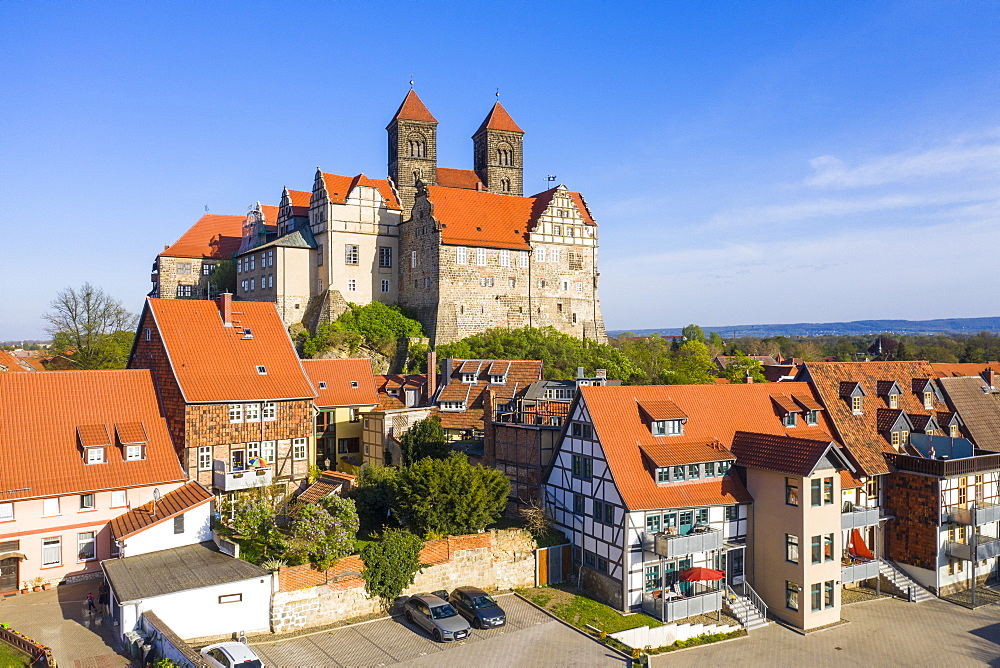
945, 536, 1000, 562
212, 460, 273, 492
641, 587, 723, 623
841, 558, 880, 583
890, 452, 1000, 478
943, 501, 1000, 526
841, 504, 881, 530
642, 528, 723, 559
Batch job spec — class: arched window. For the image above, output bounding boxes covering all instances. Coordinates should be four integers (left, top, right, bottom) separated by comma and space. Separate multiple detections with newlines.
501, 178, 511, 192
407, 135, 426, 158
412, 170, 421, 185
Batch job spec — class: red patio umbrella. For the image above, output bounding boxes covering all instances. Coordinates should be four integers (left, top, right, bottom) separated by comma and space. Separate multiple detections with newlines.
679, 567, 726, 582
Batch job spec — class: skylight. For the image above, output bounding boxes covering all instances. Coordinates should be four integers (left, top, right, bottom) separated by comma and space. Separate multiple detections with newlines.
318, 381, 327, 389
256, 365, 267, 375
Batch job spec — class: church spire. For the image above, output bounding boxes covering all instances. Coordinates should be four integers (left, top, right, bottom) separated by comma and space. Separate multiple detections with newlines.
389, 89, 438, 125
473, 101, 524, 196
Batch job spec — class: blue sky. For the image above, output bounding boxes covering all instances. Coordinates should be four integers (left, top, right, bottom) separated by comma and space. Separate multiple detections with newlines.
1, 1, 997, 339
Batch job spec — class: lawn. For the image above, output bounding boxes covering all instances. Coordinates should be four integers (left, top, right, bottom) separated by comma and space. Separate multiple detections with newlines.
0, 641, 32, 667
517, 585, 661, 634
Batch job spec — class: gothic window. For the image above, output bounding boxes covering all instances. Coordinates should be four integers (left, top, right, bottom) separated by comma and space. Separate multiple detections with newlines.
501, 178, 511, 192
497, 143, 514, 166
407, 137, 426, 158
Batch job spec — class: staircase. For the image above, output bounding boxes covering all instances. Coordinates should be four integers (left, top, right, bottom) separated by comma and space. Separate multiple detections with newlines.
879, 560, 935, 602
724, 584, 769, 630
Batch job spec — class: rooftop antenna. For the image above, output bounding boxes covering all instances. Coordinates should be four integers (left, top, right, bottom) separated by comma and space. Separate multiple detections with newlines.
151, 487, 161, 518
204, 205, 209, 212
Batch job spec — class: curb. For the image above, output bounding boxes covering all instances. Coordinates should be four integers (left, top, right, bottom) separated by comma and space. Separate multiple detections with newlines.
514, 592, 634, 665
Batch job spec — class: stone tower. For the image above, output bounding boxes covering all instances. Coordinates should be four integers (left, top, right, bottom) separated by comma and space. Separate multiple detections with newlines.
473, 102, 524, 196
387, 89, 438, 218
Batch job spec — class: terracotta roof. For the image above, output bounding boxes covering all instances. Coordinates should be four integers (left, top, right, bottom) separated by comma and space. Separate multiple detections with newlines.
762, 365, 798, 382
938, 376, 1000, 452
577, 383, 835, 511
301, 358, 379, 408
931, 362, 1000, 380
298, 471, 356, 504
145, 298, 316, 403
876, 408, 905, 432
474, 101, 524, 135
637, 400, 688, 421
437, 168, 484, 190
0, 350, 33, 372
426, 186, 533, 249
260, 204, 279, 224
115, 422, 148, 444
77, 423, 111, 447
730, 431, 841, 477
770, 395, 800, 414
289, 190, 311, 207
374, 374, 428, 410
639, 440, 733, 467
529, 187, 597, 226
792, 394, 823, 411
840, 470, 864, 489
111, 481, 213, 541
436, 359, 542, 431
159, 214, 245, 259
390, 89, 437, 124
803, 361, 944, 476
0, 370, 186, 502
321, 172, 400, 211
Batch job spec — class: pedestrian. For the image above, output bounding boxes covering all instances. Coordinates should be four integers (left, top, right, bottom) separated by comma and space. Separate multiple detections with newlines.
98, 586, 109, 615
86, 592, 96, 613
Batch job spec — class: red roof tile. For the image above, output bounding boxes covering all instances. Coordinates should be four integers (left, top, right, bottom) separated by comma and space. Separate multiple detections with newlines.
931, 362, 1000, 378
298, 471, 356, 504
374, 374, 428, 410
637, 400, 688, 421
474, 102, 524, 134
260, 205, 279, 224
302, 359, 379, 408
730, 431, 840, 477
841, 470, 864, 489
426, 186, 533, 249
437, 168, 484, 190
639, 439, 733, 467
160, 214, 245, 260
115, 422, 148, 444
321, 172, 400, 211
437, 359, 542, 431
770, 395, 800, 414
146, 298, 316, 403
0, 370, 187, 502
78, 424, 111, 447
390, 89, 437, 123
111, 481, 213, 540
0, 350, 33, 372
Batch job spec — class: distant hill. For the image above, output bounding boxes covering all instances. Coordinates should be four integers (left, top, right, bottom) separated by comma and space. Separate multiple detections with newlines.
610, 317, 1000, 339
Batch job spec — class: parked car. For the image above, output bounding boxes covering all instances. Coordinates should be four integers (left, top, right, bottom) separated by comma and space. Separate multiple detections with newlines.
449, 586, 507, 629
403, 593, 471, 642
200, 641, 264, 667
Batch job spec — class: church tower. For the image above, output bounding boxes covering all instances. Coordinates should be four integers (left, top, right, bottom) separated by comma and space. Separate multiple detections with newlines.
387, 89, 438, 218
473, 102, 524, 196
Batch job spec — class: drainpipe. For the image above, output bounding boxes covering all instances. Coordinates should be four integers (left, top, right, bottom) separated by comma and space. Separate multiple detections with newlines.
971, 506, 978, 607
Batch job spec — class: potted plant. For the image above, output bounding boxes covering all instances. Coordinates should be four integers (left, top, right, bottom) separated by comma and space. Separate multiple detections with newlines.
20, 582, 29, 595
31, 577, 43, 592
41, 581, 51, 591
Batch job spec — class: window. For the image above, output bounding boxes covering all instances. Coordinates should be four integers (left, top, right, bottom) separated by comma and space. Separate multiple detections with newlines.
704, 461, 716, 477
411, 251, 417, 268
0, 503, 12, 521
786, 581, 799, 611
267, 250, 273, 267
785, 534, 799, 563
249, 278, 255, 291
688, 464, 701, 480
77, 532, 96, 561
218, 593, 242, 604
262, 402, 276, 421
317, 244, 324, 266
475, 247, 487, 266
262, 441, 276, 463
174, 515, 185, 534
245, 403, 261, 422
646, 513, 661, 532
786, 478, 799, 506
461, 372, 476, 383
537, 279, 545, 288
652, 419, 683, 436
249, 255, 255, 270
571, 455, 592, 480
509, 278, 516, 288
645, 564, 660, 592
345, 244, 359, 265
381, 279, 390, 293
198, 446, 212, 471
42, 537, 61, 567
889, 394, 900, 409
573, 494, 585, 515
696, 508, 708, 524
500, 249, 510, 267
177, 262, 192, 275
551, 250, 561, 263
851, 396, 863, 414
891, 431, 901, 448
811, 583, 822, 612
176, 285, 193, 298
247, 442, 260, 459
536, 248, 546, 262
519, 250, 529, 267
42, 497, 60, 516
784, 412, 798, 427
823, 477, 834, 504
230, 449, 246, 471
111, 490, 126, 507
86, 447, 104, 465
594, 500, 614, 525
824, 580, 835, 608
456, 246, 468, 265
80, 494, 95, 510
229, 404, 243, 423
144, 328, 151, 341
347, 278, 357, 292
824, 533, 834, 561
806, 409, 818, 425
924, 391, 934, 409
338, 437, 361, 454
900, 430, 909, 445
571, 423, 593, 439
576, 281, 583, 292
725, 505, 739, 522
656, 468, 669, 483
292, 438, 307, 460
810, 479, 821, 506
379, 246, 392, 267
950, 424, 959, 437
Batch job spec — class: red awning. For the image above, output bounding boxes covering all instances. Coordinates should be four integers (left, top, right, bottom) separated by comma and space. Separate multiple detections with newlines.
679, 567, 726, 582
848, 528, 874, 560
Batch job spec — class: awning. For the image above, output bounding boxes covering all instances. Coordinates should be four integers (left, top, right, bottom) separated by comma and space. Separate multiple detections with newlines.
679, 567, 725, 582
848, 528, 874, 560
0, 551, 27, 561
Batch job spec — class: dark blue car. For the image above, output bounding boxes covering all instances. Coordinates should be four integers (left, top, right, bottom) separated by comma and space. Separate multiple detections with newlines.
448, 587, 507, 629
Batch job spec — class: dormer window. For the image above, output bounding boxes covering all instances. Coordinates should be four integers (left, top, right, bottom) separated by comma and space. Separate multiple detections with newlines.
652, 419, 683, 436
86, 447, 105, 465
783, 412, 798, 427
489, 374, 506, 384
440, 401, 466, 411
656, 468, 669, 484
950, 424, 959, 437
350, 381, 359, 388
462, 373, 476, 384
256, 365, 267, 374
851, 396, 863, 414
889, 394, 899, 409
125, 444, 144, 461
805, 410, 819, 425
318, 382, 327, 389
923, 391, 934, 409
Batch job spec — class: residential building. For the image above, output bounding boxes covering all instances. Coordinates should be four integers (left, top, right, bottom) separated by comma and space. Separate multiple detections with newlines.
301, 358, 380, 471
128, 294, 317, 496
110, 481, 214, 559
361, 372, 434, 467
152, 214, 246, 300
0, 370, 187, 590
0, 349, 37, 372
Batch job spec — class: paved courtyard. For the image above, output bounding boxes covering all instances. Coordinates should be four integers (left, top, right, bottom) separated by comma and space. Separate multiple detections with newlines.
656, 596, 1000, 667
250, 594, 626, 667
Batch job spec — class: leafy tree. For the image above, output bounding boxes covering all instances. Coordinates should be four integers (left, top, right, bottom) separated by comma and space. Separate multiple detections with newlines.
208, 259, 237, 295
722, 350, 766, 383
399, 415, 450, 465
668, 340, 716, 385
288, 497, 359, 573
301, 301, 424, 358
393, 454, 509, 537
360, 529, 424, 611
222, 484, 285, 559
681, 324, 705, 343
351, 465, 400, 533
43, 283, 137, 369
708, 331, 725, 348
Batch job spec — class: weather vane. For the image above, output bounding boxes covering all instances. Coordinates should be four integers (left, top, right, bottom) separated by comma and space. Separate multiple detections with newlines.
496, 86, 500, 99
409, 75, 414, 88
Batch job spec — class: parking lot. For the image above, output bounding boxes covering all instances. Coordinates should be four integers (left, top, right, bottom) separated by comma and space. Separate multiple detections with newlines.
250, 594, 626, 667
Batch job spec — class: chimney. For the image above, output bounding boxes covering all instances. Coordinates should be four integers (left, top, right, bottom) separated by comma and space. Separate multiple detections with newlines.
744, 371, 754, 384
217, 293, 233, 327
983, 368, 995, 389
576, 367, 585, 379
443, 358, 454, 387
426, 350, 437, 402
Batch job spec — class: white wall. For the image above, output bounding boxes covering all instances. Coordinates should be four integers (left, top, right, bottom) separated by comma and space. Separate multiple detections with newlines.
138, 576, 272, 640
121, 502, 213, 558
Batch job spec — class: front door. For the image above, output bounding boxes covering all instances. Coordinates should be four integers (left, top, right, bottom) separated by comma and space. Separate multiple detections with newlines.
0, 558, 19, 592
679, 511, 694, 536
678, 557, 692, 596
726, 547, 745, 586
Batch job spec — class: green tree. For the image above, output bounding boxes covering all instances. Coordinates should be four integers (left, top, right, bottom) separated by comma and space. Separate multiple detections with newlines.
360, 529, 425, 610
208, 259, 237, 295
681, 324, 705, 343
668, 340, 716, 385
222, 484, 285, 559
43, 283, 137, 369
723, 350, 766, 383
398, 415, 450, 465
288, 497, 359, 573
351, 465, 401, 532
708, 331, 725, 348
301, 301, 424, 358
393, 454, 509, 537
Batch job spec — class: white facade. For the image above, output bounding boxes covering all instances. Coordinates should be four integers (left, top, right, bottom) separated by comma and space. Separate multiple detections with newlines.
119, 501, 213, 558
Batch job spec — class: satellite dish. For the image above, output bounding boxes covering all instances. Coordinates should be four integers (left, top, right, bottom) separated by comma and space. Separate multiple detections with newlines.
153, 488, 161, 502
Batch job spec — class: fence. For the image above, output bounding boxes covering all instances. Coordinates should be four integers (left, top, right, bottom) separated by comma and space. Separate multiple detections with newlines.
0, 626, 54, 667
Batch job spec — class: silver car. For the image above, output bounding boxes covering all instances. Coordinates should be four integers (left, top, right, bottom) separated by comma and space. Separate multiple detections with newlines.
200, 641, 264, 667
403, 593, 471, 642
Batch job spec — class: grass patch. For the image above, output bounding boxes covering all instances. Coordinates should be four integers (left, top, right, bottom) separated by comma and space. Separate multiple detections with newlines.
648, 629, 746, 654
517, 586, 660, 634
0, 641, 32, 667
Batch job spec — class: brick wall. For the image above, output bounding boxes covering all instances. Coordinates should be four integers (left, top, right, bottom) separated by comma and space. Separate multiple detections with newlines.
884, 471, 939, 570
130, 311, 187, 453
270, 529, 535, 633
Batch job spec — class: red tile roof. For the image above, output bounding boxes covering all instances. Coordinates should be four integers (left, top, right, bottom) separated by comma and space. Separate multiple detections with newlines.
0, 370, 186, 502
159, 214, 245, 260
260, 205, 279, 224
301, 359, 379, 408
841, 470, 864, 489
437, 359, 542, 431
931, 362, 1000, 378
390, 89, 437, 123
115, 422, 148, 444
637, 400, 688, 421
374, 374, 428, 410
639, 439, 733, 467
730, 431, 840, 477
578, 383, 835, 511
297, 471, 356, 504
474, 102, 524, 134
0, 350, 33, 372
426, 186, 533, 250
321, 172, 400, 211
78, 423, 112, 447
437, 168, 484, 190
145, 298, 316, 403
111, 481, 213, 540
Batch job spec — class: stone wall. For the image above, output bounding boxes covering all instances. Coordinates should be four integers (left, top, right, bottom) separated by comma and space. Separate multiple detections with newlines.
270, 529, 536, 633
884, 471, 939, 571
580, 566, 624, 610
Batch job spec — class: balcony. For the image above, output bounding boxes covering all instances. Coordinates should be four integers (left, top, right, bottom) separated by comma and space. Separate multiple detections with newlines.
841, 558, 880, 583
945, 536, 1000, 562
890, 452, 1000, 478
212, 460, 273, 492
642, 528, 723, 559
842, 504, 881, 530
641, 587, 723, 623
943, 501, 1000, 526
